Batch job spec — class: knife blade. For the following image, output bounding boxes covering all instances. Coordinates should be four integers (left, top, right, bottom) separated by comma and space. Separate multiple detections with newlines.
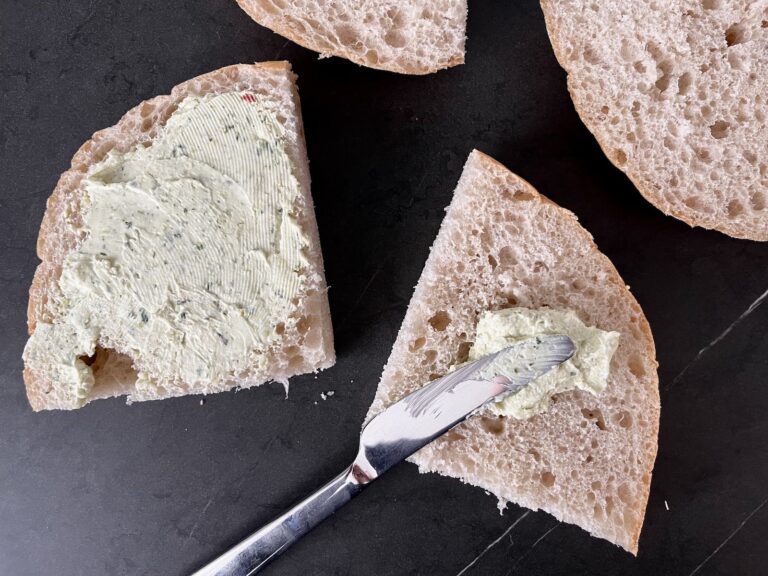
191, 334, 575, 576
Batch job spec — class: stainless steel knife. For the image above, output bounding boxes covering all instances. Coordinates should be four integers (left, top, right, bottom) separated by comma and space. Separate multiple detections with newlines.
191, 334, 575, 576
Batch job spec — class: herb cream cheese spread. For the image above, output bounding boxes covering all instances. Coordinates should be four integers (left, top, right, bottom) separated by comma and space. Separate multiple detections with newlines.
24, 91, 309, 405
469, 308, 619, 419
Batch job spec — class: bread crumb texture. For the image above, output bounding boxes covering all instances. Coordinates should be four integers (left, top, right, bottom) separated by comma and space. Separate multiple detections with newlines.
541, 0, 768, 240
368, 151, 659, 553
235, 0, 467, 74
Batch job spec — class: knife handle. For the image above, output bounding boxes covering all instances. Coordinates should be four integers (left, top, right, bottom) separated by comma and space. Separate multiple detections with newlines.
191, 466, 365, 576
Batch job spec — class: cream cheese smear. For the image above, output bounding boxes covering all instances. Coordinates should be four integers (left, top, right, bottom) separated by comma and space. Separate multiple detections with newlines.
469, 307, 620, 419
24, 91, 309, 406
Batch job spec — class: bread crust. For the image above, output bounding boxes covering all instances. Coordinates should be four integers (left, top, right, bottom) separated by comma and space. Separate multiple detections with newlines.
234, 0, 465, 75
369, 150, 659, 553
25, 62, 335, 410
540, 1, 768, 241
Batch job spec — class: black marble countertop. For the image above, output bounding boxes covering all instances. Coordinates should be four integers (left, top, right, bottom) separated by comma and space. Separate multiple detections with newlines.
2, 1, 767, 575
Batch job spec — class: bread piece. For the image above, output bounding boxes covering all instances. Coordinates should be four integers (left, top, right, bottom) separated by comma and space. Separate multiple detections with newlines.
540, 0, 768, 240
367, 151, 659, 553
24, 62, 335, 410
234, 0, 467, 74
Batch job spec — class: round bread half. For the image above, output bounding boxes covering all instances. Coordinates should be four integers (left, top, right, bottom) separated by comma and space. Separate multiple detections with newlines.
367, 150, 660, 553
541, 0, 768, 240
235, 0, 467, 75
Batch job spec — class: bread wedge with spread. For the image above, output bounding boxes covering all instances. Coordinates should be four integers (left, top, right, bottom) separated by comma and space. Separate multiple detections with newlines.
367, 150, 659, 553
23, 62, 335, 411
540, 0, 768, 240
234, 0, 467, 74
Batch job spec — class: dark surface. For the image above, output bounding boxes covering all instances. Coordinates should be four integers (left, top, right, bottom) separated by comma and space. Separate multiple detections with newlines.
1, 1, 767, 574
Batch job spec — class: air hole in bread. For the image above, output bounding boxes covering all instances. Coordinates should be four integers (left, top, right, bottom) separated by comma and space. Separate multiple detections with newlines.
593, 504, 604, 518
728, 51, 745, 70
422, 349, 437, 365
409, 336, 426, 352
612, 410, 633, 429
428, 310, 451, 331
750, 191, 765, 211
727, 199, 744, 218
684, 196, 702, 210
614, 149, 628, 166
583, 47, 600, 64
725, 23, 748, 47
571, 278, 587, 291
335, 24, 358, 45
288, 355, 305, 371
532, 261, 548, 274
655, 61, 673, 92
444, 430, 465, 442
582, 408, 608, 431
295, 316, 311, 335
78, 352, 98, 366
528, 448, 541, 462
709, 120, 730, 139
384, 30, 406, 48
87, 347, 138, 399
702, 0, 721, 9
618, 482, 632, 503
676, 72, 692, 95
695, 147, 712, 163
628, 353, 646, 377
541, 471, 556, 488
498, 246, 517, 267
488, 254, 498, 270
275, 322, 285, 335
140, 102, 155, 118
365, 50, 380, 65
456, 341, 472, 363
480, 416, 505, 435
255, 0, 281, 13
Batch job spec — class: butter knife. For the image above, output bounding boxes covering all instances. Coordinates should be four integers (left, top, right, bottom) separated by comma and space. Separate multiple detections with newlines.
191, 334, 575, 576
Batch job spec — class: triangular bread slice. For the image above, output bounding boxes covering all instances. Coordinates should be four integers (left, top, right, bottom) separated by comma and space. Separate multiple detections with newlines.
24, 62, 334, 410
235, 0, 467, 74
367, 151, 659, 553
540, 1, 768, 240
